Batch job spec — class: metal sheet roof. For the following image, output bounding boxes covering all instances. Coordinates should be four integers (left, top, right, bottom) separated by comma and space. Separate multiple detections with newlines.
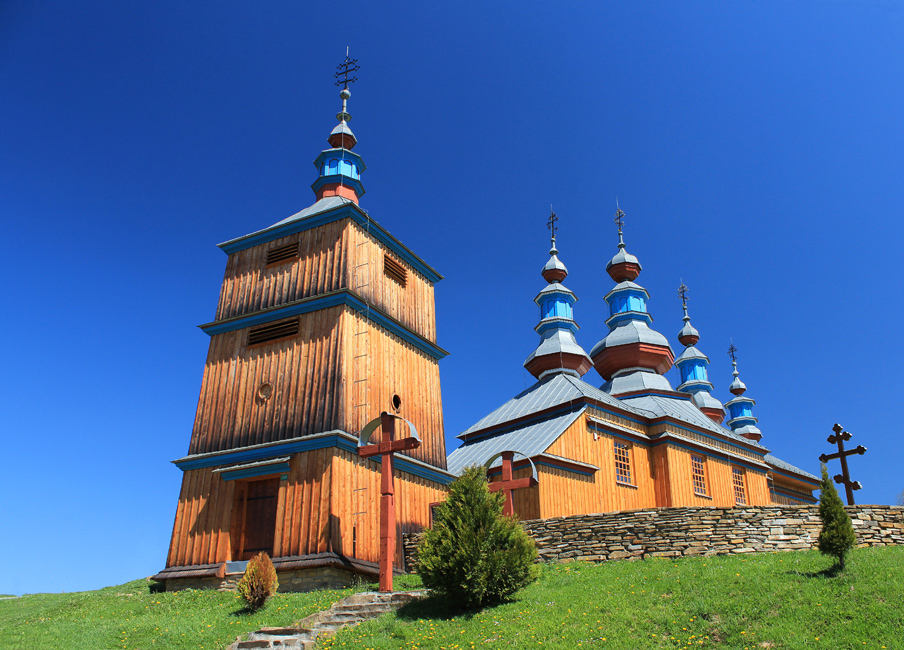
458, 373, 643, 438
618, 393, 768, 450
765, 453, 818, 480
447, 409, 585, 475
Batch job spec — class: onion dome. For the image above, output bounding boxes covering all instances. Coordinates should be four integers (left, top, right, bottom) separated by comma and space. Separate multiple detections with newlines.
524, 214, 593, 380
591, 207, 674, 395
724, 349, 762, 441
312, 85, 366, 204
673, 284, 725, 423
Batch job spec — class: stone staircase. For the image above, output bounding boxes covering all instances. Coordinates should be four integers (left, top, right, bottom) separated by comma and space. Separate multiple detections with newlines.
226, 590, 423, 649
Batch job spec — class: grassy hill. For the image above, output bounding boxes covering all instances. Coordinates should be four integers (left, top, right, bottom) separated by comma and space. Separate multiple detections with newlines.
324, 547, 902, 650
1, 547, 900, 650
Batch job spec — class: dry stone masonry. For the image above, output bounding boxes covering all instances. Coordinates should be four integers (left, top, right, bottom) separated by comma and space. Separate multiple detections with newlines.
403, 505, 903, 567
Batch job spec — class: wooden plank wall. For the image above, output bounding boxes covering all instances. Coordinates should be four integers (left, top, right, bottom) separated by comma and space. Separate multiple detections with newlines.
346, 221, 437, 342
329, 448, 447, 566
166, 467, 235, 568
213, 219, 439, 345
214, 220, 349, 322
167, 447, 448, 568
340, 308, 447, 468
188, 306, 346, 455
543, 418, 656, 516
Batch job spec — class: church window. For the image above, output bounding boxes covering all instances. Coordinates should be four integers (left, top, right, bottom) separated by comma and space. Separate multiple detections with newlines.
266, 241, 299, 266
614, 440, 633, 485
248, 318, 300, 346
383, 255, 407, 287
732, 466, 747, 505
691, 455, 707, 496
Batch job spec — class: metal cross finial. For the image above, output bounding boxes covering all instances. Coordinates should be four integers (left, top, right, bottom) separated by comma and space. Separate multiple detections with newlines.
678, 282, 688, 308
614, 208, 625, 233
334, 53, 360, 89
728, 342, 738, 362
547, 209, 558, 240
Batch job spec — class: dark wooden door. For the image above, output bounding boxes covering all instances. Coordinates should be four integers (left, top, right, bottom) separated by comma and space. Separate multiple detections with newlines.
236, 478, 280, 561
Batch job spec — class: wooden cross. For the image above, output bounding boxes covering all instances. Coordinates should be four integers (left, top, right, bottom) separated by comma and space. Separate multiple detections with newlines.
484, 451, 538, 517
358, 412, 421, 592
818, 423, 866, 506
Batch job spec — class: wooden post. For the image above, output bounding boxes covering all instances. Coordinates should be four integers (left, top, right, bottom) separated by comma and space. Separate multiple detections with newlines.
486, 451, 538, 517
358, 412, 421, 592
819, 423, 866, 506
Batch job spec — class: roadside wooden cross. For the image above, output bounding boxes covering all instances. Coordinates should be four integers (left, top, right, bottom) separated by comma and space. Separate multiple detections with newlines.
483, 451, 539, 517
358, 412, 421, 592
818, 423, 866, 506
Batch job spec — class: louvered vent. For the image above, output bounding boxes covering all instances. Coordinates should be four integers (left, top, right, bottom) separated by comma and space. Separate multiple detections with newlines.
248, 319, 299, 346
266, 242, 299, 266
383, 255, 407, 287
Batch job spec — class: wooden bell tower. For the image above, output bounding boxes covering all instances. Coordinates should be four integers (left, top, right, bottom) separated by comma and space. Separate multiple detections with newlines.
154, 60, 453, 590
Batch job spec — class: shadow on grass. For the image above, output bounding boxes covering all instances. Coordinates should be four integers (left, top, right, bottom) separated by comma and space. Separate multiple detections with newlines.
790, 563, 843, 579
394, 593, 515, 622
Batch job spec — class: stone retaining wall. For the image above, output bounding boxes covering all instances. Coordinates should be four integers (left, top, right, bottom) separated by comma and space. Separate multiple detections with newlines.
164, 566, 361, 593
402, 505, 904, 568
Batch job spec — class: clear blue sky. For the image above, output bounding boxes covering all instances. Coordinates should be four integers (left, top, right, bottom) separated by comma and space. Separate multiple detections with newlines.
2, 1, 903, 595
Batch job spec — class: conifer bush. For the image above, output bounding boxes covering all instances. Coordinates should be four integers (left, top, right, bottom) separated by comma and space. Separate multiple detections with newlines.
416, 465, 538, 609
236, 552, 279, 610
817, 464, 856, 571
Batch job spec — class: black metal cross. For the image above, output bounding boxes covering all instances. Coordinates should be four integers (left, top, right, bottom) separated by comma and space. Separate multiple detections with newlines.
547, 210, 558, 239
728, 343, 738, 362
678, 283, 688, 307
334, 54, 360, 89
614, 208, 625, 234
819, 423, 866, 505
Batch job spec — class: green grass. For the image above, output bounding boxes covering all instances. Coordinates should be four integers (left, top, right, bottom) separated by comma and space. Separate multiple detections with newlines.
322, 547, 904, 650
0, 579, 361, 650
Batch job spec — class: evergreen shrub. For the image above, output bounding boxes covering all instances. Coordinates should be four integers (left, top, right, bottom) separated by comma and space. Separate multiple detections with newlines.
416, 465, 538, 609
817, 464, 856, 571
236, 552, 279, 610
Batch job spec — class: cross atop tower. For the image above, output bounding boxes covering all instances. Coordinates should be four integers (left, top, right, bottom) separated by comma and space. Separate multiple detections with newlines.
547, 209, 558, 242
614, 207, 626, 248
728, 342, 738, 362
334, 52, 360, 89
678, 282, 688, 308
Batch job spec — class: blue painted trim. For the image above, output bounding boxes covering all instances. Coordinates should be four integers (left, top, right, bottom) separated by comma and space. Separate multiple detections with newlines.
313, 148, 365, 171
218, 204, 443, 284
174, 434, 454, 486
770, 467, 820, 487
221, 462, 290, 481
198, 290, 448, 360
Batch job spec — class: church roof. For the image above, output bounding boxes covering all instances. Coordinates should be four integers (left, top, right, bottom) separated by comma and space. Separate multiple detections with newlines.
765, 453, 818, 481
616, 393, 767, 449
447, 408, 585, 475
458, 373, 644, 438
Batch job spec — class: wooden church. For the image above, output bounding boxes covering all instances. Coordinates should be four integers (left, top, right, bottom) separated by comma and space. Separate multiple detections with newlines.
154, 63, 818, 591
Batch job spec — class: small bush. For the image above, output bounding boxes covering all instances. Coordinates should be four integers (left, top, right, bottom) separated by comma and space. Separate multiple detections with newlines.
236, 552, 279, 610
416, 465, 538, 610
817, 464, 856, 571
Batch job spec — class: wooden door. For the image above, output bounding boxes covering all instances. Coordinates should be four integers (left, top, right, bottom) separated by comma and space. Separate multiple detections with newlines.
233, 477, 280, 561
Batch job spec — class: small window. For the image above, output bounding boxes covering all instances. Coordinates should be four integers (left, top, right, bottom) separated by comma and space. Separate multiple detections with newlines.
383, 255, 407, 287
248, 318, 299, 346
614, 440, 633, 485
266, 242, 299, 266
732, 467, 747, 505
691, 455, 707, 496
